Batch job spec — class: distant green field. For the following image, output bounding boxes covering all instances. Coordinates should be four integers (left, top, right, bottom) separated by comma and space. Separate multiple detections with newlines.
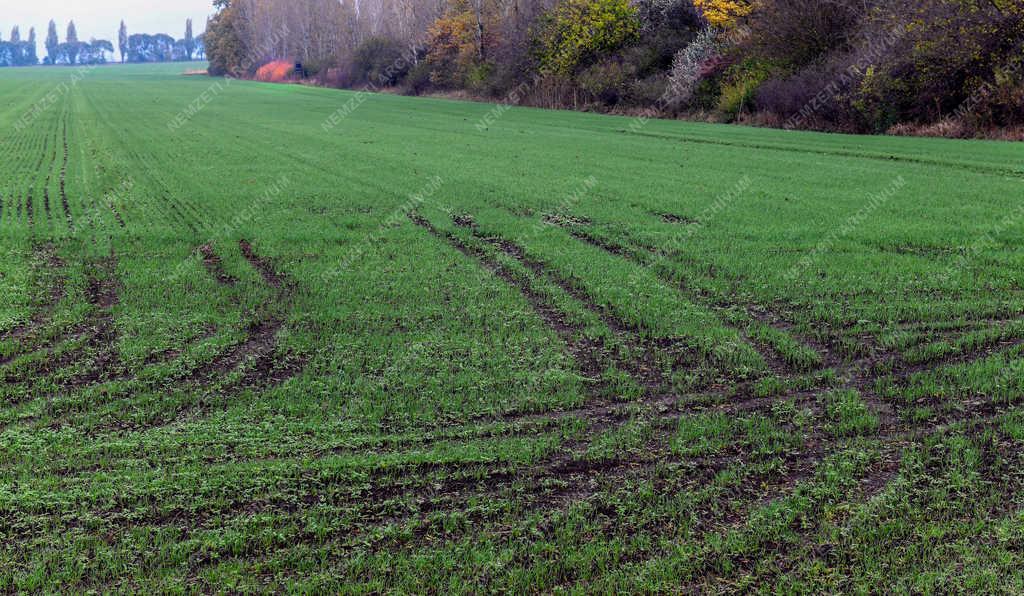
2, 63, 1024, 592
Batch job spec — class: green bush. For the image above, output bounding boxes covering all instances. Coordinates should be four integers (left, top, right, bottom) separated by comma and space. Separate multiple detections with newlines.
852, 66, 910, 133
627, 74, 670, 107
577, 59, 635, 104
352, 36, 411, 86
402, 61, 433, 95
465, 63, 494, 95
535, 0, 641, 75
717, 61, 769, 121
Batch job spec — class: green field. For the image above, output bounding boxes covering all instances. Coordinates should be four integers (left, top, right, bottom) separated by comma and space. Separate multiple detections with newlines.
2, 63, 1024, 592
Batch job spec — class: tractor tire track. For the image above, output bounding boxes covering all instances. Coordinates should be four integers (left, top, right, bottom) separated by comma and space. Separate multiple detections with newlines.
459, 222, 702, 391
562, 224, 818, 380
199, 243, 238, 286
411, 213, 627, 427
24, 142, 45, 229
61, 252, 124, 389
549, 226, 1024, 582
42, 174, 52, 223
411, 213, 687, 443
437, 214, 938, 566
33, 241, 305, 436
391, 211, 1013, 577
2, 251, 126, 409
41, 113, 61, 225
557, 223, 900, 424
0, 243, 67, 365
708, 426, 1024, 591
400, 213, 843, 538
100, 240, 305, 432
238, 240, 286, 288
60, 114, 73, 228
896, 336, 1024, 379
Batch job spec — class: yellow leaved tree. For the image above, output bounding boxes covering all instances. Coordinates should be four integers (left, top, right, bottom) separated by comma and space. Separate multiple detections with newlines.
693, 0, 752, 28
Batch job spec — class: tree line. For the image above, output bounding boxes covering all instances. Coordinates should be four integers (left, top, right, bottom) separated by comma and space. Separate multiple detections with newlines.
0, 19, 205, 67
204, 0, 1024, 136
0, 26, 37, 66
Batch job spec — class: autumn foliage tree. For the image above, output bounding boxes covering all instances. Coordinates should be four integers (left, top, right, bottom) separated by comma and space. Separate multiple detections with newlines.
850, 0, 1024, 130
692, 0, 751, 28
420, 0, 502, 88
536, 0, 641, 75
425, 7, 481, 86
205, 1, 245, 76
201, 0, 1024, 135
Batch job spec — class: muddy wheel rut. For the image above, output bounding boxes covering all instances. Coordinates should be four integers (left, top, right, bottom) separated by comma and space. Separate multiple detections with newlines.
61, 253, 125, 389
6, 180, 1019, 588
561, 225, 822, 380
94, 240, 306, 432
42, 123, 58, 225
396, 213, 851, 544
350, 210, 1021, 567
199, 243, 238, 286
411, 213, 632, 418
558, 217, 1022, 532
462, 225, 701, 388
60, 115, 73, 228
8, 241, 307, 435
0, 243, 67, 364
120, 212, 1013, 574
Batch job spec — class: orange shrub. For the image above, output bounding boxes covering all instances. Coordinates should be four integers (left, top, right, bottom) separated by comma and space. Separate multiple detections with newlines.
255, 60, 294, 82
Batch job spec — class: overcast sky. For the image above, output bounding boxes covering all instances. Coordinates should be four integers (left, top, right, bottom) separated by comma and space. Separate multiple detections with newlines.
2, 0, 213, 54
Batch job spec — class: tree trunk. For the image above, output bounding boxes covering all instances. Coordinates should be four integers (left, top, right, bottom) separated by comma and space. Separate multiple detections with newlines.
473, 0, 485, 61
